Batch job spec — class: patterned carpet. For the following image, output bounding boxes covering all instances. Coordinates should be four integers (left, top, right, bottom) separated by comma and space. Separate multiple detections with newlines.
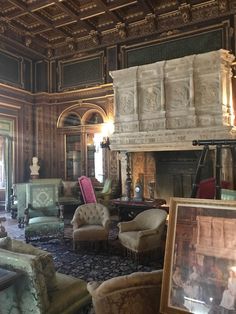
30, 220, 164, 283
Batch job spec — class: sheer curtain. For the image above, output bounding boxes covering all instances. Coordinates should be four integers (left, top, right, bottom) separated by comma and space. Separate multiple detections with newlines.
3, 135, 13, 211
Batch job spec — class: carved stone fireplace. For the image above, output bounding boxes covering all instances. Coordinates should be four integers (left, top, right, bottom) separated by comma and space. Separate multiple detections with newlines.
110, 50, 236, 202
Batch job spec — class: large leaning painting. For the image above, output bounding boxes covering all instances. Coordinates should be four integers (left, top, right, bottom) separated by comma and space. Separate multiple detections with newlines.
160, 197, 236, 314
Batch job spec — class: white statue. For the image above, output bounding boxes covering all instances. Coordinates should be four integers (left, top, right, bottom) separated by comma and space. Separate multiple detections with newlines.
30, 156, 40, 177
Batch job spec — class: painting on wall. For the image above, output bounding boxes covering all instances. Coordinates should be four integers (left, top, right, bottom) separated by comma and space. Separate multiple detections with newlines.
160, 197, 236, 314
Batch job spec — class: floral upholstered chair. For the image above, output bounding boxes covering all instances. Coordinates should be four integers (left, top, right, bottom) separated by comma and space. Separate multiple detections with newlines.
0, 237, 91, 314
71, 203, 111, 250
24, 183, 64, 242
87, 270, 163, 314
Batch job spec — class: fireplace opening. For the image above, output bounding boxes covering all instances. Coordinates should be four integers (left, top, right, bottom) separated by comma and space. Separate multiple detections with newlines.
155, 150, 213, 203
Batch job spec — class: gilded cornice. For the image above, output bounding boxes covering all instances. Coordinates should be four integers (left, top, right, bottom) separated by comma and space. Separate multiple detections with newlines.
0, 82, 114, 107
34, 84, 114, 106
0, 83, 33, 106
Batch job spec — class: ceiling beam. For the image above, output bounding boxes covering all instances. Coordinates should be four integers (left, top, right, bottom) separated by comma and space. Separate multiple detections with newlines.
96, 0, 123, 24
54, 0, 97, 33
136, 0, 154, 15
8, 0, 73, 41
108, 0, 138, 11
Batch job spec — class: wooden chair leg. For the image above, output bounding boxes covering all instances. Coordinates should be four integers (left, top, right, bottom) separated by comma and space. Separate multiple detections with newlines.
73, 240, 77, 250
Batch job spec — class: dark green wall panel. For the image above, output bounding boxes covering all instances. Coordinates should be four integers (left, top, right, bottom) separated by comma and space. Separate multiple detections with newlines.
61, 56, 103, 89
126, 30, 223, 68
106, 46, 117, 83
24, 59, 32, 91
0, 51, 20, 84
35, 61, 48, 92
51, 61, 57, 93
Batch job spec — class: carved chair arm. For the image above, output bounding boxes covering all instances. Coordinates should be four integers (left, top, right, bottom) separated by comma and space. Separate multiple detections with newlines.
57, 203, 64, 220
24, 204, 32, 226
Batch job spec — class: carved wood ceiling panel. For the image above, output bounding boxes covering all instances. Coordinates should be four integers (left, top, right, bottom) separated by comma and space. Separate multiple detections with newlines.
0, 0, 234, 59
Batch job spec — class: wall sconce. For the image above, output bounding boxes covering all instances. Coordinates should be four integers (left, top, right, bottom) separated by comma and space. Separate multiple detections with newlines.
100, 136, 110, 149
100, 121, 114, 149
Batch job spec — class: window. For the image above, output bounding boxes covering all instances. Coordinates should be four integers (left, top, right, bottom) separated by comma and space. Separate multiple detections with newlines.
66, 134, 81, 180
63, 113, 81, 127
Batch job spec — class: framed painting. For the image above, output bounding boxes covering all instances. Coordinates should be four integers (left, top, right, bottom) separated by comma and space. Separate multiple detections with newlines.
160, 197, 236, 314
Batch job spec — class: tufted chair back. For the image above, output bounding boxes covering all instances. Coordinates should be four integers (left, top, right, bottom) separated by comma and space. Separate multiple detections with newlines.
71, 203, 110, 228
71, 203, 111, 249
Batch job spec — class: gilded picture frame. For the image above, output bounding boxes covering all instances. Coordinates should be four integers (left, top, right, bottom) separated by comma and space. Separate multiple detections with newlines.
160, 197, 236, 314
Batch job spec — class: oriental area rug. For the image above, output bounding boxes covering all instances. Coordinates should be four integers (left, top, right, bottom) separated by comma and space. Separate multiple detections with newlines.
30, 220, 164, 283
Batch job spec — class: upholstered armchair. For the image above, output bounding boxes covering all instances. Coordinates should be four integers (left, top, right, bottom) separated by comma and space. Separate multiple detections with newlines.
87, 269, 163, 314
71, 203, 111, 250
96, 178, 118, 207
24, 183, 64, 242
96, 178, 112, 204
118, 208, 167, 259
78, 176, 97, 204
0, 237, 91, 314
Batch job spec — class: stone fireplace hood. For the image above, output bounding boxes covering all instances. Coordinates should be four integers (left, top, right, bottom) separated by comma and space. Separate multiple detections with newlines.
110, 49, 236, 152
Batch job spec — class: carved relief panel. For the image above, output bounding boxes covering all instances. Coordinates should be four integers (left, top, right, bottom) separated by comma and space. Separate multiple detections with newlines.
110, 66, 139, 133
110, 50, 235, 152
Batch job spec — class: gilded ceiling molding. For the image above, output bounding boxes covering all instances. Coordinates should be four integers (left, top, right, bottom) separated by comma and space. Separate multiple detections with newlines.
0, 22, 6, 34
46, 47, 54, 59
0, 0, 235, 59
24, 33, 32, 47
179, 4, 192, 23
145, 13, 157, 32
218, 0, 229, 13
89, 30, 100, 45
116, 22, 127, 39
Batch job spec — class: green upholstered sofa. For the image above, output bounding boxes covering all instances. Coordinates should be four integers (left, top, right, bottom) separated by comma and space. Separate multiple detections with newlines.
24, 183, 64, 242
0, 237, 91, 314
29, 178, 81, 206
13, 179, 81, 226
14, 181, 63, 226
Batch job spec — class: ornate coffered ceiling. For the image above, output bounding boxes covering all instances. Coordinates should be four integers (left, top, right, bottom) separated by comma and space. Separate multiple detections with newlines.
0, 0, 234, 59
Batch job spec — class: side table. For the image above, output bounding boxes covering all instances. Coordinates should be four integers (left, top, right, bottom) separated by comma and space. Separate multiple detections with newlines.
111, 198, 166, 221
